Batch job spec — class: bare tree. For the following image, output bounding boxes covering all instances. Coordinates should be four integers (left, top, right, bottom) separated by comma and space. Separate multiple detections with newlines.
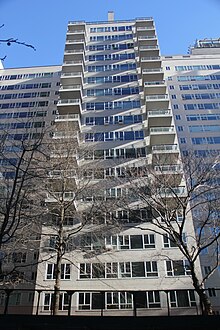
0, 126, 48, 287
0, 24, 36, 61
113, 152, 220, 315
39, 125, 118, 315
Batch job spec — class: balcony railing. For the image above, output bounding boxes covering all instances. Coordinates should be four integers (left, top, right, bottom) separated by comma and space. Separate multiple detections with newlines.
158, 186, 186, 196
139, 45, 159, 50
146, 94, 169, 100
144, 80, 165, 86
142, 68, 163, 73
57, 99, 81, 105
66, 39, 85, 43
67, 30, 85, 33
154, 164, 182, 172
138, 35, 157, 40
150, 127, 175, 133
148, 109, 171, 116
63, 61, 83, 65
60, 85, 81, 90
141, 56, 161, 61
64, 50, 84, 53
136, 26, 154, 31
61, 72, 82, 77
152, 144, 179, 152
55, 114, 79, 120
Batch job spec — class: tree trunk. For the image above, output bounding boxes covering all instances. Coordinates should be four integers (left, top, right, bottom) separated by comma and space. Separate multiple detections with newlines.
52, 205, 65, 315
190, 263, 213, 315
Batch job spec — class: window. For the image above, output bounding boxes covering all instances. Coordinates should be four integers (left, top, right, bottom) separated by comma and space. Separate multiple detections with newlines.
175, 115, 181, 120
180, 137, 186, 144
166, 260, 191, 276
106, 263, 118, 278
106, 292, 132, 309
163, 234, 176, 248
169, 290, 196, 307
135, 291, 161, 308
171, 95, 176, 99
46, 264, 71, 280
43, 293, 69, 311
144, 234, 155, 248
177, 126, 183, 131
173, 104, 179, 109
119, 262, 131, 278
145, 261, 158, 277
204, 266, 211, 275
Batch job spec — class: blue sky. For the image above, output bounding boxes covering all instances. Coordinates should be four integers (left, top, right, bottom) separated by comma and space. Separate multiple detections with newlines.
0, 0, 220, 68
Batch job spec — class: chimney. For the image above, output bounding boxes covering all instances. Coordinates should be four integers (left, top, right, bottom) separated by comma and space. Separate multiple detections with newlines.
108, 11, 114, 21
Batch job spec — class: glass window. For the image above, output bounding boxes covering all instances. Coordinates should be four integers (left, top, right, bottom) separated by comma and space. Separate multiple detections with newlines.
132, 262, 145, 277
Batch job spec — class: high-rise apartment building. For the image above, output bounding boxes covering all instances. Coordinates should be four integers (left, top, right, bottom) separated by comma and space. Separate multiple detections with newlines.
0, 65, 61, 313
33, 14, 201, 315
0, 16, 219, 316
162, 39, 220, 312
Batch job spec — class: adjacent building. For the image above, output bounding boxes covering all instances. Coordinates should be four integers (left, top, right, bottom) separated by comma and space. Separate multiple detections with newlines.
163, 39, 220, 312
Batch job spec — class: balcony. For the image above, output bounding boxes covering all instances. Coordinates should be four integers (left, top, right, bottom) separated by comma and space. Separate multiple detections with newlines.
149, 127, 175, 145
65, 39, 86, 51
68, 21, 86, 32
140, 56, 161, 70
57, 99, 82, 114
59, 85, 82, 99
55, 114, 80, 122
158, 186, 187, 197
147, 109, 172, 127
137, 26, 155, 31
62, 60, 84, 73
138, 45, 159, 57
45, 191, 75, 203
152, 144, 179, 154
142, 68, 163, 82
60, 72, 83, 85
154, 164, 182, 174
138, 35, 157, 41
146, 94, 169, 101
144, 81, 166, 95
66, 29, 86, 40
145, 94, 169, 109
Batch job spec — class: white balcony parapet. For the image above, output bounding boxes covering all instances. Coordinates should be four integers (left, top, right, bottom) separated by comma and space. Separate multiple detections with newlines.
60, 85, 81, 90
152, 144, 179, 152
143, 68, 163, 73
141, 56, 161, 61
64, 50, 84, 54
66, 39, 85, 43
138, 35, 157, 40
144, 81, 165, 86
45, 192, 75, 202
55, 114, 79, 121
57, 99, 81, 105
139, 45, 159, 50
63, 60, 83, 65
154, 165, 182, 172
61, 72, 82, 77
148, 109, 171, 116
137, 27, 154, 31
67, 30, 85, 34
146, 94, 169, 100
158, 186, 186, 196
150, 127, 174, 133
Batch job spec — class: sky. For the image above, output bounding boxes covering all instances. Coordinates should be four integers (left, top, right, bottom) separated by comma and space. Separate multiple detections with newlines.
0, 0, 220, 69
